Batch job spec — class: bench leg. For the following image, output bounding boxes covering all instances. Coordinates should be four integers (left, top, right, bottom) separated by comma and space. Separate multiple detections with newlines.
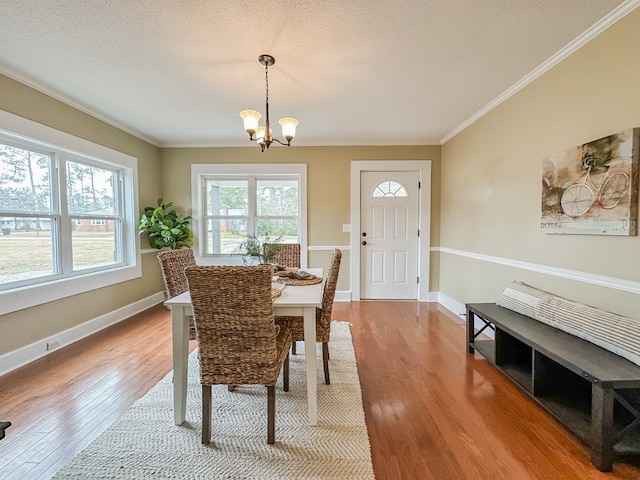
591, 385, 614, 472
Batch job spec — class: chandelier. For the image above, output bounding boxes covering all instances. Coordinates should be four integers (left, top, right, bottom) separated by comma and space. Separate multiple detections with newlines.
239, 54, 299, 152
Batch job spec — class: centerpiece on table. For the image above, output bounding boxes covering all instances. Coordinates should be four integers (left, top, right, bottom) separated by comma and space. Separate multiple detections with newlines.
235, 234, 282, 267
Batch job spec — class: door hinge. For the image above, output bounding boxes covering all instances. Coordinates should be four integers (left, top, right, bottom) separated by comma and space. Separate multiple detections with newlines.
417, 276, 420, 284
418, 181, 421, 189
418, 229, 420, 237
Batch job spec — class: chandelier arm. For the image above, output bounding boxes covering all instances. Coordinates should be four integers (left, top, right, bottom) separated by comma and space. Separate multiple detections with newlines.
270, 138, 290, 146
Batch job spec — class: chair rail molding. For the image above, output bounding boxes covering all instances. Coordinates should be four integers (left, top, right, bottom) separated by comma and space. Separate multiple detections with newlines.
434, 247, 640, 295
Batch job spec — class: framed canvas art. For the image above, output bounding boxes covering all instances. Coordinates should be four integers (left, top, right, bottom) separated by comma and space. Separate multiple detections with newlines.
541, 128, 639, 235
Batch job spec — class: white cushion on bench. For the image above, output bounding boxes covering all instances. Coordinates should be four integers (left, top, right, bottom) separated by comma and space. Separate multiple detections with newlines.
496, 282, 551, 319
498, 281, 640, 367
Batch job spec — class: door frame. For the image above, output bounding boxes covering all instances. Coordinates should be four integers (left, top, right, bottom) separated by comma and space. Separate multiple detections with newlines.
350, 160, 431, 301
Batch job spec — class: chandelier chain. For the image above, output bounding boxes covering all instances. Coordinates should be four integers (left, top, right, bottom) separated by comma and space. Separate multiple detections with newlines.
264, 63, 269, 105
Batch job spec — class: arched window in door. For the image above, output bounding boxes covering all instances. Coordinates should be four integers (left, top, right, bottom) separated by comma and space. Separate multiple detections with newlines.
372, 180, 408, 197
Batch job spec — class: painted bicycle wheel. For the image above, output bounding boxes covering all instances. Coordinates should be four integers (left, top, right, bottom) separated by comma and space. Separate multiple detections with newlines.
599, 171, 629, 209
561, 183, 594, 217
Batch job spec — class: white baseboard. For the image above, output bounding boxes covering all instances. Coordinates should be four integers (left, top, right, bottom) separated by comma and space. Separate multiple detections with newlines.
437, 292, 466, 317
1, 289, 494, 377
0, 292, 164, 377
427, 291, 439, 302
437, 291, 494, 339
334, 290, 351, 302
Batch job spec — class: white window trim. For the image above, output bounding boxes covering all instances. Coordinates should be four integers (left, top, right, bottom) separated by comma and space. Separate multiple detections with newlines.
191, 163, 307, 267
0, 110, 141, 315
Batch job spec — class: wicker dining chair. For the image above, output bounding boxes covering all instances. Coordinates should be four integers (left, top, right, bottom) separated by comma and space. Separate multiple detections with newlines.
267, 242, 302, 352
275, 248, 341, 384
185, 265, 292, 445
268, 242, 301, 268
157, 248, 197, 340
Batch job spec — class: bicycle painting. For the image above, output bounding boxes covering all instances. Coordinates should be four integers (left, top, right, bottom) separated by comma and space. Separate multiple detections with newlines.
541, 128, 638, 236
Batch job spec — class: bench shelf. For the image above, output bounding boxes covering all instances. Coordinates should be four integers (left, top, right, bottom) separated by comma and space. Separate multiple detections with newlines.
466, 302, 640, 472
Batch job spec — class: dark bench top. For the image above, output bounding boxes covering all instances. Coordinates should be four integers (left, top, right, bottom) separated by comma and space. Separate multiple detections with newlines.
467, 302, 640, 388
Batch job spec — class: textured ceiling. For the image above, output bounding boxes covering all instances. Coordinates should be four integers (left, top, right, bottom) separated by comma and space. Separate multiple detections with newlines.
0, 1, 634, 147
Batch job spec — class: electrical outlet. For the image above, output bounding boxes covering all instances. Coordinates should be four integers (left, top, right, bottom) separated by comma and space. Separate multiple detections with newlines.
46, 339, 61, 351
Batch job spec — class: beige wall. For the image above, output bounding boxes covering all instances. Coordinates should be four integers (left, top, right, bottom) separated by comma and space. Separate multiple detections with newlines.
160, 145, 441, 292
7, 9, 639, 364
4, 9, 639, 364
0, 73, 440, 358
439, 10, 640, 319
0, 74, 164, 356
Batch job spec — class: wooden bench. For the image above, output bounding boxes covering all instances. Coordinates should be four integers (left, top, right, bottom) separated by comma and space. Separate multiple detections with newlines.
466, 302, 640, 472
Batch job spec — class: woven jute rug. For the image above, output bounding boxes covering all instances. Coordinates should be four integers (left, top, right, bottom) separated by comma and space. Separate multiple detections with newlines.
53, 322, 375, 479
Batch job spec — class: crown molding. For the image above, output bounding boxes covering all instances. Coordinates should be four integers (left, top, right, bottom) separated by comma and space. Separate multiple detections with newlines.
0, 62, 160, 147
440, 0, 640, 144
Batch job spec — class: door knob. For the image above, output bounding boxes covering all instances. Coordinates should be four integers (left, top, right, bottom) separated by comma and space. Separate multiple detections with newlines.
362, 232, 367, 237
362, 241, 367, 245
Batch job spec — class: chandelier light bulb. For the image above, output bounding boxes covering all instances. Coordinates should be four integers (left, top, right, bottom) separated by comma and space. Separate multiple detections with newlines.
239, 110, 261, 137
279, 118, 299, 143
255, 126, 266, 144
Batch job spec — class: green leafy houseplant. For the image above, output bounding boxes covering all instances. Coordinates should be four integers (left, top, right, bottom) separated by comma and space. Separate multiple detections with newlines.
235, 234, 282, 265
138, 198, 193, 249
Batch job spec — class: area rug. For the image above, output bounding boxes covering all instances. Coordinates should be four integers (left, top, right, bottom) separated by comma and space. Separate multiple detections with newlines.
53, 322, 375, 479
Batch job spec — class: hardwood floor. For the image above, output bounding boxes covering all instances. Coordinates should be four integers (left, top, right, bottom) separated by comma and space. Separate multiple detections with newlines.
1, 301, 639, 479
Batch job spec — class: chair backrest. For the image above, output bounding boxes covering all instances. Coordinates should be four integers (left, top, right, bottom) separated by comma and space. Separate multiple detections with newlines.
157, 248, 196, 301
270, 243, 301, 268
317, 249, 342, 334
185, 265, 280, 385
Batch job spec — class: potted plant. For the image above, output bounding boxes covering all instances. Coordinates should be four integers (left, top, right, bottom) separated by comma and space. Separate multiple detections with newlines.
235, 234, 282, 265
138, 198, 193, 249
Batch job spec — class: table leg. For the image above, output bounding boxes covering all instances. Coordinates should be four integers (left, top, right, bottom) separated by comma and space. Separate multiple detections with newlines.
303, 306, 318, 426
172, 306, 189, 425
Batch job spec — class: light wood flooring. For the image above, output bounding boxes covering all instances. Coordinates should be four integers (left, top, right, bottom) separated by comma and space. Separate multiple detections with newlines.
0, 301, 639, 479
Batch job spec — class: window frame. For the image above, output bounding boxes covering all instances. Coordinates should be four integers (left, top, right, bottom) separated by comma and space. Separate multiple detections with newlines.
0, 110, 140, 316
191, 163, 307, 267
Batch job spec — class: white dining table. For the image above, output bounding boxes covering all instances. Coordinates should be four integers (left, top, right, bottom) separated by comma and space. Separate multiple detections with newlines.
164, 268, 324, 427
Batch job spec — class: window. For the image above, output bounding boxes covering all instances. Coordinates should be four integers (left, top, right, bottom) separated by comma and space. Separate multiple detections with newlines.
0, 110, 140, 315
192, 164, 307, 265
372, 180, 408, 197
203, 177, 299, 254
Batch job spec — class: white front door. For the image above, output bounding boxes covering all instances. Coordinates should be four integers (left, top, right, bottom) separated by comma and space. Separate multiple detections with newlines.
360, 171, 420, 299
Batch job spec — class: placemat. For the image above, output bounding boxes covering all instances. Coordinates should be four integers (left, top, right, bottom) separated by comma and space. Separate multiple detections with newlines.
278, 276, 323, 286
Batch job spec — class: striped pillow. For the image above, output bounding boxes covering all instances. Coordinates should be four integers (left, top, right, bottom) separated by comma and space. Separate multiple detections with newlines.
497, 281, 550, 319
537, 295, 640, 368
497, 280, 640, 367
